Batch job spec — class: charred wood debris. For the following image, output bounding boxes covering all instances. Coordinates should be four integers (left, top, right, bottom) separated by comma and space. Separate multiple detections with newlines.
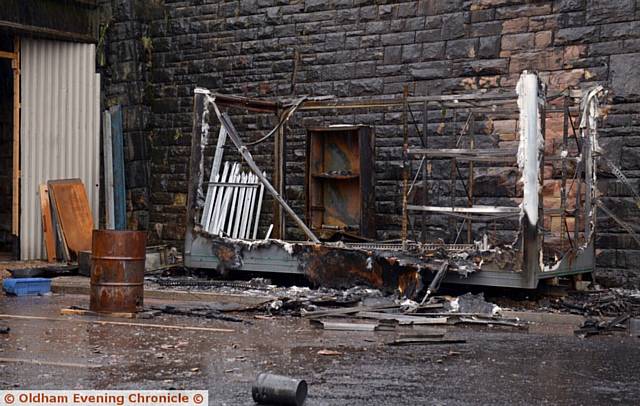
145, 272, 518, 345
142, 267, 640, 340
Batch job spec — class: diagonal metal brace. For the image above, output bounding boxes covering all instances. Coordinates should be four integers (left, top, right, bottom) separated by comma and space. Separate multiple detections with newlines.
596, 200, 640, 247
209, 101, 320, 243
600, 155, 640, 209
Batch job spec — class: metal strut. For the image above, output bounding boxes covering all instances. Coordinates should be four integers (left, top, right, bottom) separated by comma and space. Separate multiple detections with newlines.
596, 200, 640, 247
209, 101, 320, 243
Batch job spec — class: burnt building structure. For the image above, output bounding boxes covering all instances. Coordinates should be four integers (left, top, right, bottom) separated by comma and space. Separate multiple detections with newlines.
95, 1, 640, 288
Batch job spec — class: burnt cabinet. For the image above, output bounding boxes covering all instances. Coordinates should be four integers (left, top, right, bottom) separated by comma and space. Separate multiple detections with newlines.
305, 126, 375, 240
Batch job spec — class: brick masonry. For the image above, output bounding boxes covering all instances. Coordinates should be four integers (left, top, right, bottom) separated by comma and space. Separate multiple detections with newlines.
98, 0, 640, 288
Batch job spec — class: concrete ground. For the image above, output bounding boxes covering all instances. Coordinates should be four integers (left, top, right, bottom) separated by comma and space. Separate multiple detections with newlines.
1, 293, 639, 405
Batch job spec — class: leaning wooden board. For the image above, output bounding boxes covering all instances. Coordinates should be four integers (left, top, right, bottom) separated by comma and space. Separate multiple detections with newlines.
48, 179, 94, 255
38, 184, 56, 262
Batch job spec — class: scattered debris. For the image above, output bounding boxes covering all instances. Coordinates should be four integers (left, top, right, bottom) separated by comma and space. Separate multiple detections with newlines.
453, 317, 526, 328
252, 373, 307, 406
317, 349, 342, 356
419, 260, 449, 305
1, 313, 234, 333
310, 319, 396, 331
574, 314, 630, 338
150, 305, 246, 323
447, 292, 501, 316
0, 326, 9, 334
355, 312, 449, 326
555, 289, 640, 317
0, 357, 101, 369
387, 337, 466, 346
8, 264, 77, 279
60, 306, 136, 319
152, 277, 272, 290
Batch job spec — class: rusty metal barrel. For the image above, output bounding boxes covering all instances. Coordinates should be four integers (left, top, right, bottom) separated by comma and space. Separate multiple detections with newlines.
90, 230, 146, 313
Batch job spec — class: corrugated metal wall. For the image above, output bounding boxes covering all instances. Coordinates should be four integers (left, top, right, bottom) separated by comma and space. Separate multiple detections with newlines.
20, 39, 100, 260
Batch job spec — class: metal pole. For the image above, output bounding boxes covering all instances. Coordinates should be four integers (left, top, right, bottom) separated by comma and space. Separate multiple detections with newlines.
449, 110, 457, 242
560, 97, 569, 251
401, 85, 409, 250
12, 37, 20, 240
421, 101, 428, 242
467, 113, 475, 244
584, 121, 593, 238
273, 108, 286, 239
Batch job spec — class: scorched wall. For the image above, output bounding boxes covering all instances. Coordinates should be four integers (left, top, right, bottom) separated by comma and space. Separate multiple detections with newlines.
98, 0, 640, 288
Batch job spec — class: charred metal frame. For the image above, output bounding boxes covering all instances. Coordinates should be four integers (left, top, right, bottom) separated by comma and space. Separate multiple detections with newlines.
184, 72, 601, 294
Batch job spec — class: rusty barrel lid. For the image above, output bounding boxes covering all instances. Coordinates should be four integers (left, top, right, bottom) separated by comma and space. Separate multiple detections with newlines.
91, 230, 146, 259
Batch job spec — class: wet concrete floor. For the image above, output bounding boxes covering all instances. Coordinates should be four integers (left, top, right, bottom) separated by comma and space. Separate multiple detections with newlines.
1, 294, 639, 405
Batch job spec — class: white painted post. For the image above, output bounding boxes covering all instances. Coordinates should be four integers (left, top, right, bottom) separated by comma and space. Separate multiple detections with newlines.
252, 172, 266, 240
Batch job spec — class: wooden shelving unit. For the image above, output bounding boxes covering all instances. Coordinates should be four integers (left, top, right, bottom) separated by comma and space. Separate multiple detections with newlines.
305, 126, 375, 240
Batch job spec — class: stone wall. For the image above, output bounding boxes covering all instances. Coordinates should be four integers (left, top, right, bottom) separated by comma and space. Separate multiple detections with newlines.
100, 0, 640, 287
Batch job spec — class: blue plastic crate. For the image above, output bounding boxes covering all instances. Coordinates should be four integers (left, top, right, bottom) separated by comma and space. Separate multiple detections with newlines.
2, 278, 51, 296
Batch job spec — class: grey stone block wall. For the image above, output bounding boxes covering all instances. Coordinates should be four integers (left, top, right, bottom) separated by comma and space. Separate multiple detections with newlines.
99, 0, 640, 287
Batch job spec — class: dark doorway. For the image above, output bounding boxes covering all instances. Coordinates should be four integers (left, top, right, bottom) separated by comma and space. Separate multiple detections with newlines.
0, 31, 16, 259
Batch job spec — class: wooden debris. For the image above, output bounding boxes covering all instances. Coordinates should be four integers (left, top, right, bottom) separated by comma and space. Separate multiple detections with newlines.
301, 304, 399, 318
0, 313, 234, 333
387, 338, 466, 346
398, 332, 445, 339
317, 349, 342, 356
454, 317, 526, 328
356, 311, 448, 325
39, 184, 56, 262
60, 307, 136, 319
0, 357, 101, 369
574, 314, 630, 337
311, 319, 375, 331
48, 179, 94, 256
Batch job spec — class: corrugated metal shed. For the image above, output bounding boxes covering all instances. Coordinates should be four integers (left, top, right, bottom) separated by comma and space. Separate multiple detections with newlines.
20, 38, 100, 260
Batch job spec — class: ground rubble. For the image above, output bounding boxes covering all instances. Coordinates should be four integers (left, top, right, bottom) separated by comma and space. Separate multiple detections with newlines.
144, 274, 529, 336
142, 272, 640, 340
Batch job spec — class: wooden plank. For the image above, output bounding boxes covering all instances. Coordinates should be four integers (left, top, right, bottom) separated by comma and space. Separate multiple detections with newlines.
109, 105, 126, 230
48, 179, 94, 255
0, 357, 101, 369
0, 313, 234, 333
0, 50, 17, 60
355, 311, 449, 325
38, 184, 56, 262
48, 187, 70, 261
387, 338, 466, 346
309, 319, 378, 331
60, 307, 136, 319
102, 110, 115, 229
11, 37, 20, 237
